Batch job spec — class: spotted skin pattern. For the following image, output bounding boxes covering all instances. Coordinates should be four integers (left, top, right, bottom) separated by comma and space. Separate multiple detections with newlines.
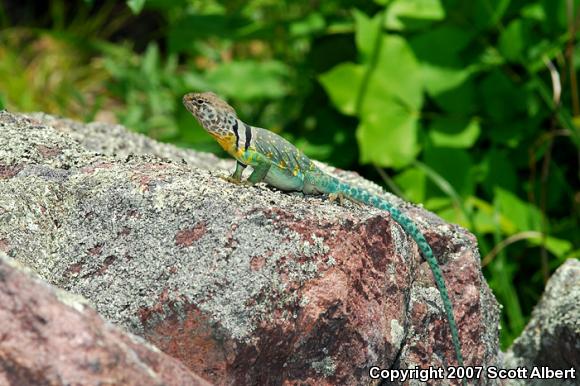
183, 92, 465, 374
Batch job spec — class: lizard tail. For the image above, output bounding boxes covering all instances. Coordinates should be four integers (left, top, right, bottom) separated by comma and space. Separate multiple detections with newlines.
317, 174, 465, 370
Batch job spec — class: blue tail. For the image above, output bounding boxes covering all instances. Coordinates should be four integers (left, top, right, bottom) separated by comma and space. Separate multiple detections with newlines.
316, 174, 464, 369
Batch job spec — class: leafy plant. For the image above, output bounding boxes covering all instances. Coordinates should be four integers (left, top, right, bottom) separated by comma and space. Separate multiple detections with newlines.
319, 0, 579, 346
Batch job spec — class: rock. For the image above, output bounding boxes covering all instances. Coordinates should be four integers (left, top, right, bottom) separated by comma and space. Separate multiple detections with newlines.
0, 252, 211, 386
503, 259, 580, 386
24, 112, 233, 173
0, 111, 500, 385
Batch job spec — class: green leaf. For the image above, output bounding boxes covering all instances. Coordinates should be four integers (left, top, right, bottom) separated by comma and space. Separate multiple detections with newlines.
537, 162, 570, 212
127, 0, 146, 14
290, 12, 326, 37
499, 19, 528, 62
142, 44, 160, 80
353, 9, 382, 61
410, 26, 474, 95
485, 120, 534, 146
480, 70, 526, 121
384, 0, 445, 31
413, 160, 475, 228
481, 148, 517, 196
319, 63, 365, 116
394, 167, 427, 203
356, 100, 420, 168
429, 118, 481, 148
435, 198, 470, 225
521, 3, 545, 21
423, 63, 472, 97
322, 30, 422, 121
425, 197, 453, 212
423, 147, 475, 197
477, 46, 506, 68
347, 33, 423, 168
205, 61, 290, 101
494, 188, 543, 233
528, 236, 573, 260
473, 206, 497, 234
470, 197, 512, 234
369, 34, 423, 111
434, 79, 478, 114
411, 25, 473, 57
473, 0, 510, 30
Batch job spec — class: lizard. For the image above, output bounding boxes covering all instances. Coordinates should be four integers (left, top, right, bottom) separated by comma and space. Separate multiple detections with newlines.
182, 91, 465, 376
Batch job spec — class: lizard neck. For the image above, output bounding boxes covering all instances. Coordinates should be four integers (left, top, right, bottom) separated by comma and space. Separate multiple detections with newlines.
211, 132, 237, 154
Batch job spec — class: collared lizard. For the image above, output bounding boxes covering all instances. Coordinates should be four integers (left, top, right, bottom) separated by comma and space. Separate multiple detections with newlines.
183, 91, 465, 380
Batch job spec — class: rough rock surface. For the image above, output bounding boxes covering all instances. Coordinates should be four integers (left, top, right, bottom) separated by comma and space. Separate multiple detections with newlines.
0, 252, 211, 386
0, 111, 500, 385
503, 259, 580, 386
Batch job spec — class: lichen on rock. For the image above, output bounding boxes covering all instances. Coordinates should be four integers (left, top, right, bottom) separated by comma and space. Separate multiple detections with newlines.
0, 110, 501, 385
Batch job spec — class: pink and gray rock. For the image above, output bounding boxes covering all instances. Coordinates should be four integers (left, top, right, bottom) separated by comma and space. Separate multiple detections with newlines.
0, 252, 211, 386
502, 259, 579, 386
0, 111, 501, 385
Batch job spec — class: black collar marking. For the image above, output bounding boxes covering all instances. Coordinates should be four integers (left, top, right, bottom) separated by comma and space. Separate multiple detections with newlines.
232, 120, 240, 150
244, 124, 252, 151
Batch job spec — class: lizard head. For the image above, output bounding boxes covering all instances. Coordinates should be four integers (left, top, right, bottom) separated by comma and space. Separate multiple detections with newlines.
183, 92, 237, 138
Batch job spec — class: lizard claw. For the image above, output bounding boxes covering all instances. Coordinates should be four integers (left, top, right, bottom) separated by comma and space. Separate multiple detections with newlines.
220, 175, 241, 183
329, 192, 361, 207
328, 192, 346, 206
220, 175, 253, 187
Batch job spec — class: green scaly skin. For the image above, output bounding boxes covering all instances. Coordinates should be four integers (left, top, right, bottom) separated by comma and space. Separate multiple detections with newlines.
183, 92, 465, 378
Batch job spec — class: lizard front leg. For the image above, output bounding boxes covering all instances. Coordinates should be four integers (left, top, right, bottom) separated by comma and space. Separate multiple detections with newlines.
223, 161, 247, 184
223, 157, 270, 187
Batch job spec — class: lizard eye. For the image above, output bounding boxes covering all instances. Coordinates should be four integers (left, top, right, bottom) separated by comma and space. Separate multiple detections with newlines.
196, 99, 204, 104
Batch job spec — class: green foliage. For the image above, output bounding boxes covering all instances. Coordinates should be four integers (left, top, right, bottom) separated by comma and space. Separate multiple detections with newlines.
1, 0, 579, 350
103, 43, 181, 139
321, 11, 424, 168
126, 0, 146, 14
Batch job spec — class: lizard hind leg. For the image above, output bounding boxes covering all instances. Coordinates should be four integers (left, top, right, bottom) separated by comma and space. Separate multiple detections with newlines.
247, 162, 271, 184
328, 192, 363, 207
328, 192, 347, 206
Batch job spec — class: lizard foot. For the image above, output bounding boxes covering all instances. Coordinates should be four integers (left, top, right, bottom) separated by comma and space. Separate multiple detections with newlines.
220, 175, 254, 187
220, 175, 240, 183
328, 192, 346, 206
329, 192, 363, 207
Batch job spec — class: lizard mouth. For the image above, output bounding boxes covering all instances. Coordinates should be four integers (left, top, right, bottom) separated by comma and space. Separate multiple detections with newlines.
182, 94, 197, 113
